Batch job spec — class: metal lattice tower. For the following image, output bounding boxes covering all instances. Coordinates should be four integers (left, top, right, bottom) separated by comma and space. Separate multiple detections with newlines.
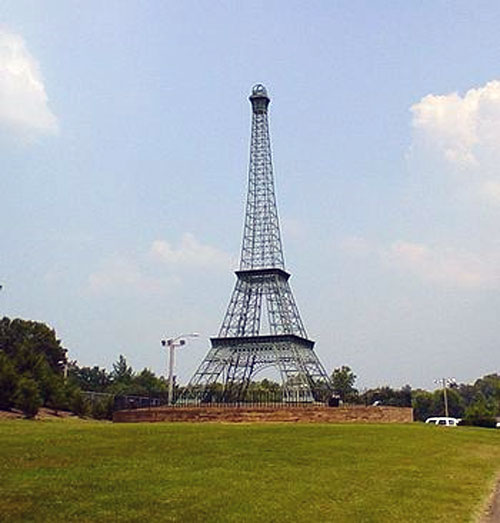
183, 84, 332, 403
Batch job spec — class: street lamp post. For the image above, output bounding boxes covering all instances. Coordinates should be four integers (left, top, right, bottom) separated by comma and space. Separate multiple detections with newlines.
434, 377, 456, 418
161, 333, 199, 405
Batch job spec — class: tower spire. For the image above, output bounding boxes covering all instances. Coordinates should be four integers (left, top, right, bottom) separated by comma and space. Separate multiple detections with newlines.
240, 84, 284, 270
182, 84, 332, 404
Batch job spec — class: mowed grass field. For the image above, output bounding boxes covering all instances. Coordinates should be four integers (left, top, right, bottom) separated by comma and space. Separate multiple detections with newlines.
1, 419, 499, 522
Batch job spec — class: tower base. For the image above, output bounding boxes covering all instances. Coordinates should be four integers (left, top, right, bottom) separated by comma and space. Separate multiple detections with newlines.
114, 405, 414, 424
181, 334, 331, 404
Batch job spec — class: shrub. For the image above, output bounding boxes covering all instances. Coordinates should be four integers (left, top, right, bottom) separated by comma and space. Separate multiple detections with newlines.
91, 399, 108, 420
14, 377, 42, 419
47, 381, 67, 414
71, 391, 91, 417
460, 396, 497, 428
40, 372, 68, 414
0, 352, 19, 409
103, 396, 115, 420
460, 416, 497, 428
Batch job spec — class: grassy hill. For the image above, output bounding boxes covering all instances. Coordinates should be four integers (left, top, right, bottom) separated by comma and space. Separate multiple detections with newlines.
1, 419, 499, 522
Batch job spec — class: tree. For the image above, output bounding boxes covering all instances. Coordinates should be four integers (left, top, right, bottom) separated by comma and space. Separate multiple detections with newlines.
111, 355, 133, 385
246, 379, 282, 402
0, 317, 72, 412
361, 385, 412, 408
412, 390, 434, 421
412, 387, 465, 421
430, 388, 464, 418
14, 377, 42, 418
44, 374, 67, 414
133, 368, 167, 396
68, 363, 111, 392
456, 383, 477, 409
461, 394, 497, 428
71, 390, 91, 417
91, 397, 114, 420
331, 366, 358, 403
473, 374, 500, 414
38, 360, 63, 404
0, 351, 18, 409
0, 317, 67, 375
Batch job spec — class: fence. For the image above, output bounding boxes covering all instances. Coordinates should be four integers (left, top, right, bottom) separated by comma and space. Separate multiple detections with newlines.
81, 391, 166, 411
82, 390, 341, 411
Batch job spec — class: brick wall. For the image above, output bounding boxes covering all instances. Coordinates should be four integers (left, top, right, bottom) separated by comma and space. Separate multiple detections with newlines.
113, 405, 413, 423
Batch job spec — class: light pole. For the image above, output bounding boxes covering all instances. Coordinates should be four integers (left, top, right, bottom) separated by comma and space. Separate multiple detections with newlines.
434, 377, 456, 418
161, 333, 199, 405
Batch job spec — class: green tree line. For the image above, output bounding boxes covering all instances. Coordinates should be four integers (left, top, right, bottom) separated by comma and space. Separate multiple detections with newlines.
1, 316, 499, 426
331, 365, 500, 427
0, 317, 168, 419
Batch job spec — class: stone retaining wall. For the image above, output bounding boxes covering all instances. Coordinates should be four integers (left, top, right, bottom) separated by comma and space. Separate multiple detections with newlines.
113, 405, 413, 424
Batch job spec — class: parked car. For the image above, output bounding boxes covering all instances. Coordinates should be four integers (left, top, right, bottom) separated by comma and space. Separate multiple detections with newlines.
425, 417, 461, 427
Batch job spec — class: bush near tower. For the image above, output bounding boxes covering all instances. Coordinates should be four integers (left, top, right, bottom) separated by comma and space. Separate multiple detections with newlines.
0, 316, 169, 419
0, 317, 69, 417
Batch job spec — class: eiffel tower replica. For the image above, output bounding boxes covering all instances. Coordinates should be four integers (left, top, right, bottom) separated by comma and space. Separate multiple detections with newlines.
183, 84, 332, 403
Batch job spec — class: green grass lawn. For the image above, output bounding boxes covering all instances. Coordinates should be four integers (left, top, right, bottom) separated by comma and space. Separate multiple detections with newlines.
0, 419, 499, 522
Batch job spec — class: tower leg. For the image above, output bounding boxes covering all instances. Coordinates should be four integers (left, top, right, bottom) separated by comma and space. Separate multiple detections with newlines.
181, 339, 331, 404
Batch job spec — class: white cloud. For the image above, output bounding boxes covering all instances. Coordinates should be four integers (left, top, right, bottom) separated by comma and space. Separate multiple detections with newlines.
411, 80, 500, 168
88, 258, 180, 295
88, 234, 231, 295
341, 236, 500, 290
89, 259, 160, 294
0, 28, 58, 140
383, 241, 493, 289
411, 90, 478, 168
403, 80, 500, 288
410, 79, 500, 206
151, 233, 233, 270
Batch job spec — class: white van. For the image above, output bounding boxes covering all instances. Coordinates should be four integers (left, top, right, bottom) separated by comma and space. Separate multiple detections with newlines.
425, 417, 461, 427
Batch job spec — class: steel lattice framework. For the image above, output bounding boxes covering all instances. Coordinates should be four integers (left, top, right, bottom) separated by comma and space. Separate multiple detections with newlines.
182, 84, 332, 403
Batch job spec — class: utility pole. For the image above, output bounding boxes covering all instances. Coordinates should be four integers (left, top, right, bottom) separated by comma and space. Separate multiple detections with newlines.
161, 333, 199, 405
434, 377, 456, 417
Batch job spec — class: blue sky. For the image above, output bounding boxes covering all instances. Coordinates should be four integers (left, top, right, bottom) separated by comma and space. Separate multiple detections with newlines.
2, 1, 500, 390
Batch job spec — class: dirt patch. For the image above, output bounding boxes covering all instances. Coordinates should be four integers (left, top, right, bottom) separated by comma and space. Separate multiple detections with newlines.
0, 409, 22, 420
480, 476, 500, 523
0, 408, 76, 420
